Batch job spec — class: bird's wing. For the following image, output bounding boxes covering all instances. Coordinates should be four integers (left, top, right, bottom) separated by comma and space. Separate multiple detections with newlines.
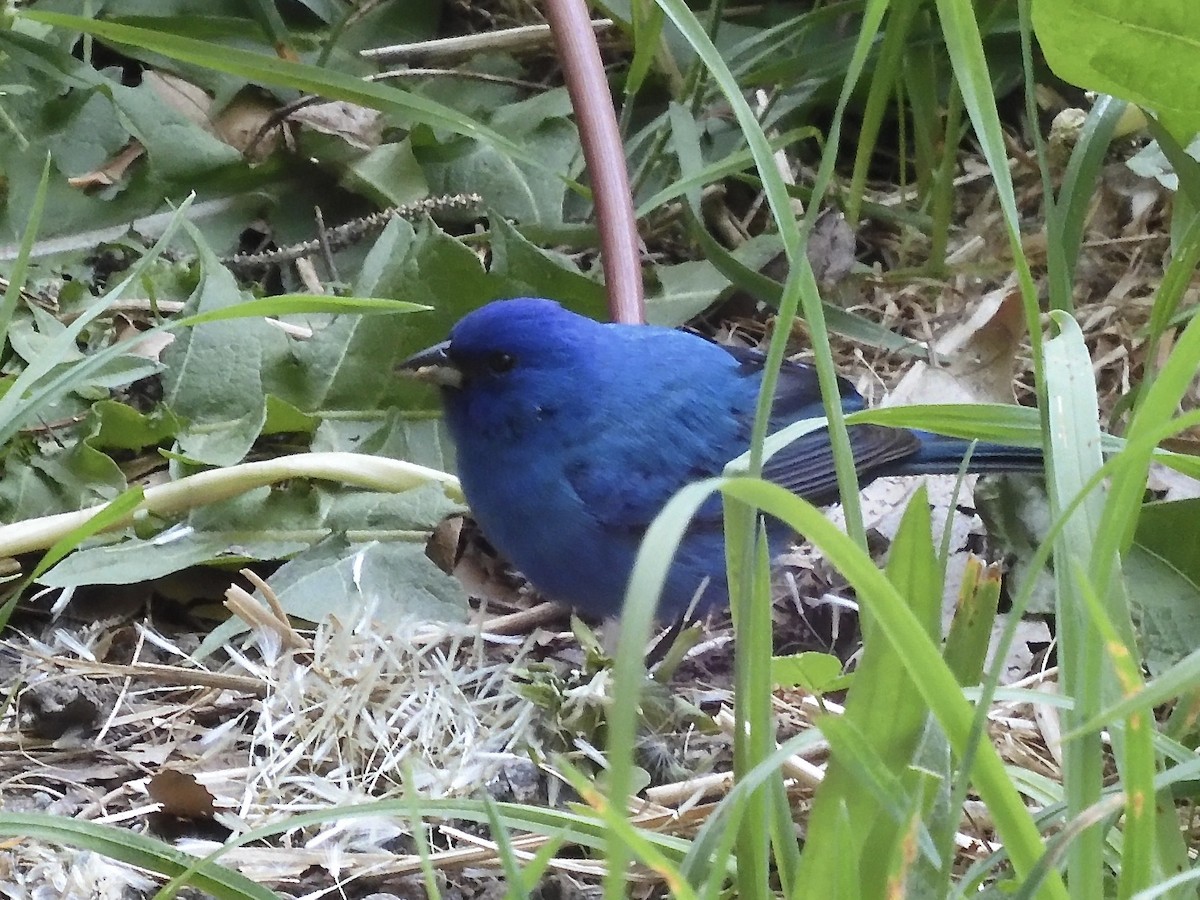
565, 339, 924, 532
564, 406, 734, 532
759, 422, 920, 504
564, 339, 746, 532
722, 345, 921, 505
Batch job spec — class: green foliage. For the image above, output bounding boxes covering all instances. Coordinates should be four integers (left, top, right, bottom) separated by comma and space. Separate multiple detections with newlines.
0, 1, 1197, 897
799, 488, 944, 894
0, 813, 277, 900
1033, 0, 1200, 143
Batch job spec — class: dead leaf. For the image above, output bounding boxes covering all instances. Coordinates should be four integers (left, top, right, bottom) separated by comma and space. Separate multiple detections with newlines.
888, 278, 1026, 406
807, 209, 857, 286
427, 514, 464, 574
70, 74, 284, 188
147, 768, 216, 820
114, 315, 175, 361
1148, 461, 1200, 501
67, 142, 145, 189
291, 101, 383, 152
213, 90, 283, 161
18, 680, 111, 739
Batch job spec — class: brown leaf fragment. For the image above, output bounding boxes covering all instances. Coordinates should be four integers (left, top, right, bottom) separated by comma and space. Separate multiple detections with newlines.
69, 72, 212, 190
290, 101, 383, 151
889, 280, 1026, 407
147, 768, 216, 820
18, 680, 110, 739
67, 142, 145, 189
213, 90, 284, 160
807, 209, 857, 286
113, 314, 175, 361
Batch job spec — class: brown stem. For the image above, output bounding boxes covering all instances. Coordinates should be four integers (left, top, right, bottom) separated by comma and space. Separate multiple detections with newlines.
544, 0, 644, 324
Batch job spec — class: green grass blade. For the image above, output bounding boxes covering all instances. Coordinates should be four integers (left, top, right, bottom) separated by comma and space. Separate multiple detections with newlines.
847, 2, 919, 225
798, 487, 943, 893
652, 0, 873, 537
1070, 564, 1156, 898
0, 192, 197, 442
22, 11, 553, 178
934, 0, 1043, 380
727, 516, 777, 895
29, 487, 145, 581
1053, 96, 1128, 301
624, 474, 1065, 895
1044, 311, 1110, 897
0, 153, 50, 342
635, 128, 816, 217
555, 757, 697, 899
943, 558, 1002, 686
483, 795, 532, 900
0, 813, 276, 900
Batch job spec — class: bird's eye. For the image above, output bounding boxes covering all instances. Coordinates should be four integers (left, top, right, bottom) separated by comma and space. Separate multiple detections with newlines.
487, 351, 516, 374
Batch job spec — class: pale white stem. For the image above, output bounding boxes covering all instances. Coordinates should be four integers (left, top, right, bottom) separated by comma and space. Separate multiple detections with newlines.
0, 452, 462, 559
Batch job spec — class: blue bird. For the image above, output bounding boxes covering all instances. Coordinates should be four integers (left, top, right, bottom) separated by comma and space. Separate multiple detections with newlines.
399, 298, 1041, 618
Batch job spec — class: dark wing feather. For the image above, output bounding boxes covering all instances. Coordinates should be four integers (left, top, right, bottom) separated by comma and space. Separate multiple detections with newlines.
721, 344, 922, 505
761, 423, 920, 504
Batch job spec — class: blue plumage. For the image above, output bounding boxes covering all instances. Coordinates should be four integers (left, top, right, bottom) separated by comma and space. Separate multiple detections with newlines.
399, 298, 1041, 617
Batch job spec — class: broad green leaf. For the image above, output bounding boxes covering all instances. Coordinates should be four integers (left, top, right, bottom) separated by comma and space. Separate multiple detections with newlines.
262, 395, 318, 437
0, 445, 126, 524
1032, 0, 1200, 143
108, 73, 242, 179
342, 139, 430, 208
196, 533, 467, 657
352, 216, 498, 374
1126, 541, 1200, 676
40, 480, 462, 589
311, 413, 457, 475
161, 249, 283, 466
418, 88, 580, 225
1135, 499, 1200, 586
20, 11, 556, 178
770, 652, 850, 693
1127, 137, 1200, 192
38, 531, 311, 589
647, 238, 775, 327
488, 217, 607, 318
28, 487, 141, 583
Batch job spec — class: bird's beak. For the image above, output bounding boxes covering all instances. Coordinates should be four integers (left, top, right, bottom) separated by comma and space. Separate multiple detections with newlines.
396, 340, 464, 389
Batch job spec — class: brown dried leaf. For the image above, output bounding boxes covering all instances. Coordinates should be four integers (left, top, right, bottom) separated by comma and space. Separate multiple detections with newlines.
291, 101, 383, 151
807, 209, 857, 286
888, 280, 1026, 406
67, 142, 145, 189
213, 90, 282, 160
113, 315, 175, 361
147, 768, 216, 820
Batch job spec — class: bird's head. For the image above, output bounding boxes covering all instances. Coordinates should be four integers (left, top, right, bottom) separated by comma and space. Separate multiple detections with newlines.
397, 297, 603, 440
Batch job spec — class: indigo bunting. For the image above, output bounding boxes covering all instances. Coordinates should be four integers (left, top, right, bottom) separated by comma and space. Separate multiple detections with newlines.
399, 298, 1040, 618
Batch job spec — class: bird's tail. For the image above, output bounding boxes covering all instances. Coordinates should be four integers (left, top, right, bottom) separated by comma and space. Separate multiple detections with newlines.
887, 431, 1044, 477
